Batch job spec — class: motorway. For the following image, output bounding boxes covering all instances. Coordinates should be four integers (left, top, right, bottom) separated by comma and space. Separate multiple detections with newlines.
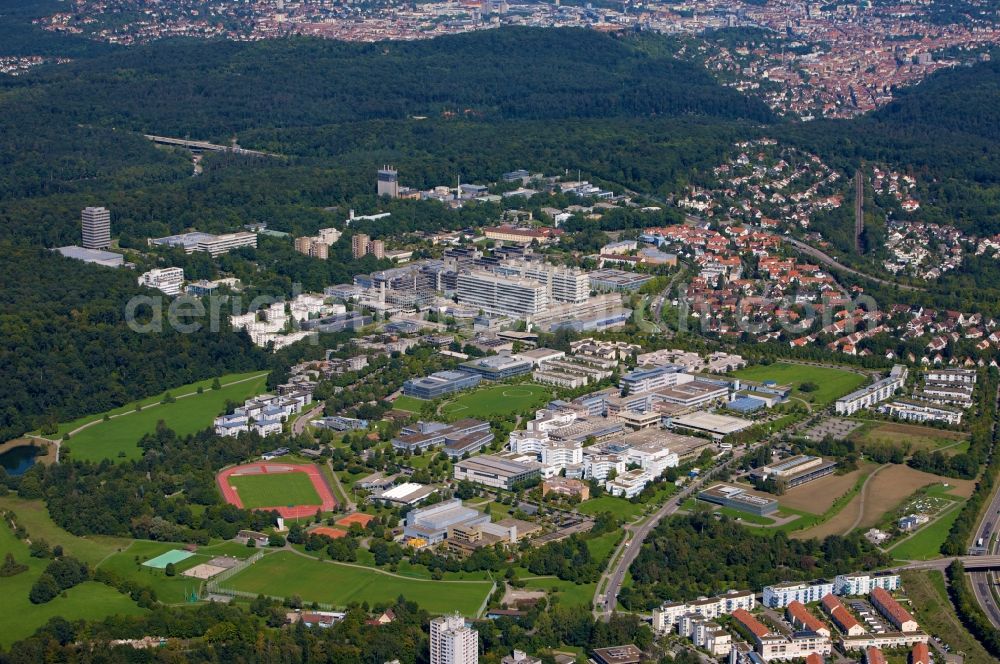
969, 383, 1000, 628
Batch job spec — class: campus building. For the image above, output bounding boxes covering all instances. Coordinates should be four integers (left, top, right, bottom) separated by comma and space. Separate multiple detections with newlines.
150, 230, 257, 257
138, 267, 184, 295
81, 206, 112, 249
459, 355, 534, 380
405, 499, 490, 546
453, 454, 541, 490
493, 260, 590, 304
748, 455, 838, 489
456, 270, 548, 318
698, 484, 779, 517
835, 365, 907, 415
391, 419, 493, 456
402, 370, 482, 400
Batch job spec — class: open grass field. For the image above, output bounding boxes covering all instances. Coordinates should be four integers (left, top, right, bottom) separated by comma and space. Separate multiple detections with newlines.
228, 473, 322, 510
521, 576, 595, 609
96, 539, 256, 604
796, 464, 974, 539
390, 395, 426, 413
731, 362, 867, 407
900, 570, 996, 664
62, 371, 269, 463
852, 421, 969, 455
0, 496, 130, 567
223, 551, 492, 615
0, 521, 146, 648
585, 531, 622, 564
889, 503, 962, 560
440, 384, 554, 419
577, 496, 646, 521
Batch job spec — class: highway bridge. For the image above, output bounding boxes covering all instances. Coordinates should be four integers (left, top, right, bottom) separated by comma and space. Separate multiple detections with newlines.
144, 134, 278, 158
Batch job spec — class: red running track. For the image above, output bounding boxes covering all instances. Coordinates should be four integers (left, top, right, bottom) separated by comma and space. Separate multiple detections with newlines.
216, 462, 336, 519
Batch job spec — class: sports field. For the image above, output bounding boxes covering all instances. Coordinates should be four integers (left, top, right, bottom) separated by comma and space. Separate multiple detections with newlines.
61, 371, 269, 462
440, 384, 553, 419
223, 551, 492, 615
731, 362, 867, 407
390, 395, 426, 412
229, 473, 322, 510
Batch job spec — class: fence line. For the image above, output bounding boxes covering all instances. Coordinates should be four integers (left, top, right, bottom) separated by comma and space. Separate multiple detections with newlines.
205, 550, 264, 593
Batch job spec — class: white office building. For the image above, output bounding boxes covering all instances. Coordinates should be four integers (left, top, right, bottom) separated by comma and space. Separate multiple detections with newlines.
138, 267, 184, 295
835, 365, 907, 415
82, 206, 112, 249
494, 260, 590, 304
457, 270, 548, 318
430, 614, 478, 664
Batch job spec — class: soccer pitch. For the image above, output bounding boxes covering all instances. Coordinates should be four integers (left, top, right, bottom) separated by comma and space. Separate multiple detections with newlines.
228, 472, 322, 509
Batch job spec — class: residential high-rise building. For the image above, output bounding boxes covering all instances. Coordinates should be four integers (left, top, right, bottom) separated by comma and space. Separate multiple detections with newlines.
430, 614, 478, 664
377, 166, 399, 198
81, 206, 111, 249
369, 239, 385, 259
456, 270, 547, 318
353, 234, 371, 259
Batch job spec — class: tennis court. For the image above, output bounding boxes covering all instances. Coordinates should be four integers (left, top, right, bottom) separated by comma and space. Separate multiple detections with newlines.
141, 549, 195, 569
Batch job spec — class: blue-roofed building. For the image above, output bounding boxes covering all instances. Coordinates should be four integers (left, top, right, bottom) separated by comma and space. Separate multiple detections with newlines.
403, 370, 481, 400
727, 396, 766, 413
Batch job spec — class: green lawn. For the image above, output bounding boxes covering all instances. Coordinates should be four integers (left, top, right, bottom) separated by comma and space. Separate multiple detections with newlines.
228, 472, 322, 509
585, 531, 622, 564
732, 362, 867, 407
521, 576, 595, 609
0, 521, 146, 648
439, 384, 554, 419
577, 496, 646, 521
391, 395, 426, 413
224, 551, 492, 615
63, 372, 269, 462
889, 504, 961, 561
0, 496, 130, 567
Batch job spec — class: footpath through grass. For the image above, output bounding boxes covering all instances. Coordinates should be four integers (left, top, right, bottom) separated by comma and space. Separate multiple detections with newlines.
63, 371, 269, 462
0, 519, 145, 648
224, 550, 492, 615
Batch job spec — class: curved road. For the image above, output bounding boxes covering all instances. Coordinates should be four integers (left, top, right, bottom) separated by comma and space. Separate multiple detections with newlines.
782, 236, 923, 292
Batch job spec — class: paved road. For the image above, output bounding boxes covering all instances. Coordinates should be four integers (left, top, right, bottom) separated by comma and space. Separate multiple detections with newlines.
594, 451, 745, 619
782, 236, 923, 292
968, 382, 1000, 628
292, 403, 325, 436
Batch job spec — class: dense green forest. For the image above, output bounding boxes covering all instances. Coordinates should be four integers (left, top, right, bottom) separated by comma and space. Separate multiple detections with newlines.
621, 512, 890, 610
0, 244, 264, 440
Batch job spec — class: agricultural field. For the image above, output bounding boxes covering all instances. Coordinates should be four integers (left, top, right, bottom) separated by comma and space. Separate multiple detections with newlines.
900, 570, 996, 664
228, 473, 322, 510
796, 464, 974, 539
0, 521, 146, 648
439, 384, 554, 419
223, 551, 492, 615
731, 362, 867, 407
851, 421, 969, 455
778, 463, 876, 513
60, 372, 269, 463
